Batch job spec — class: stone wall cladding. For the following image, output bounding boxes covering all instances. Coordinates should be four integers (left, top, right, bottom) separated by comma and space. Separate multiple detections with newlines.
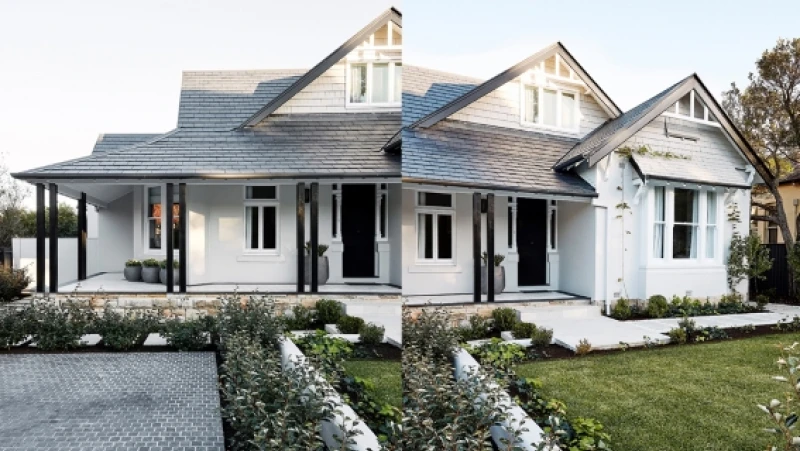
403, 299, 592, 326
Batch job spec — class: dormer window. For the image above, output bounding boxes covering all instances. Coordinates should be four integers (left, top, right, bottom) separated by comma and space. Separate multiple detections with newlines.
522, 84, 579, 132
665, 91, 719, 125
348, 62, 402, 106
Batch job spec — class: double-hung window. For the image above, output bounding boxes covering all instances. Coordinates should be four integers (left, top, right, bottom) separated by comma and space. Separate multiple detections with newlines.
416, 192, 454, 262
244, 186, 279, 253
672, 188, 698, 259
705, 192, 717, 258
652, 186, 718, 262
522, 84, 579, 132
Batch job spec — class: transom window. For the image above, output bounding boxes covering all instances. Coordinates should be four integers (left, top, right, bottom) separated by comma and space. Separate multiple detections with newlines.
348, 62, 402, 106
416, 192, 454, 262
522, 84, 579, 131
652, 186, 719, 261
244, 186, 279, 253
666, 91, 718, 124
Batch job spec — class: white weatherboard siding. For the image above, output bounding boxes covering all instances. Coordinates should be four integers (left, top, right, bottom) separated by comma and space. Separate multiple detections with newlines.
273, 62, 348, 114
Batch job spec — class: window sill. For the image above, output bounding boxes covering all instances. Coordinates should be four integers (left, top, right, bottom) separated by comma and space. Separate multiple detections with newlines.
237, 253, 285, 263
642, 262, 724, 271
408, 263, 461, 274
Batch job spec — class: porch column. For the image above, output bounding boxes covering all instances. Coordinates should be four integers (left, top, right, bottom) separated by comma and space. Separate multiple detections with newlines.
178, 183, 187, 293
35, 184, 45, 293
296, 183, 306, 293
77, 193, 87, 281
310, 182, 319, 293
472, 192, 481, 303
487, 193, 495, 302
48, 183, 58, 293
165, 183, 174, 292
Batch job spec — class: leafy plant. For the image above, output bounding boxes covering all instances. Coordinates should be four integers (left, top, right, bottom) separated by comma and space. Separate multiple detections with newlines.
337, 314, 365, 334
467, 338, 526, 370
0, 308, 31, 349
458, 314, 493, 341
162, 317, 213, 351
94, 307, 157, 351
29, 301, 94, 351
315, 299, 342, 325
611, 298, 632, 320
576, 339, 592, 356
358, 322, 384, 347
0, 267, 31, 302
217, 295, 285, 350
491, 307, 517, 331
158, 259, 179, 269
728, 232, 772, 290
402, 307, 460, 362
512, 321, 537, 339
124, 259, 141, 267
646, 295, 668, 318
481, 252, 506, 267
305, 241, 330, 256
339, 375, 401, 442
530, 326, 554, 348
284, 305, 315, 330
667, 326, 688, 344
758, 342, 800, 451
141, 258, 160, 268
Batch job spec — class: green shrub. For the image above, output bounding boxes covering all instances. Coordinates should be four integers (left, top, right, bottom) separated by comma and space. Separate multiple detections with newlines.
162, 317, 213, 351
459, 314, 492, 341
337, 314, 365, 334
530, 326, 554, 348
467, 338, 525, 370
29, 302, 95, 351
94, 308, 157, 351
512, 321, 537, 339
0, 308, 31, 349
315, 299, 342, 325
0, 268, 31, 302
217, 295, 285, 349
284, 305, 315, 330
124, 259, 141, 267
339, 375, 401, 441
141, 258, 160, 268
359, 322, 384, 346
402, 307, 460, 362
491, 307, 517, 331
646, 295, 668, 318
294, 330, 353, 363
611, 298, 631, 320
667, 326, 687, 344
754, 294, 770, 310
157, 259, 180, 269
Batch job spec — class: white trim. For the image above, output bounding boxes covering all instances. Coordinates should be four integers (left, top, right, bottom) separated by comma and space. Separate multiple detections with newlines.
519, 81, 581, 134
345, 60, 401, 109
242, 185, 280, 255
332, 185, 342, 242
547, 200, 558, 252
508, 197, 517, 252
376, 183, 389, 242
143, 184, 165, 254
414, 191, 456, 264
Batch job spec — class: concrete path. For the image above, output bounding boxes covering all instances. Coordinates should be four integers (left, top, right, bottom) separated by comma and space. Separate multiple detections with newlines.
340, 299, 403, 346
0, 353, 224, 451
405, 290, 580, 306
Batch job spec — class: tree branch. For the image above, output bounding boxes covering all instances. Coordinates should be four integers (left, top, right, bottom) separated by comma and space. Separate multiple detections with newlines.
752, 214, 779, 224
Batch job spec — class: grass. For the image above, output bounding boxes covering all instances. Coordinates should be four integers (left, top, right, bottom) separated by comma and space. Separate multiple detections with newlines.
342, 359, 402, 407
515, 334, 800, 451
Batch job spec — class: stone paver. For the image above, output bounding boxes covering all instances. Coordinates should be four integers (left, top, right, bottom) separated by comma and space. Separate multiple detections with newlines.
0, 352, 224, 451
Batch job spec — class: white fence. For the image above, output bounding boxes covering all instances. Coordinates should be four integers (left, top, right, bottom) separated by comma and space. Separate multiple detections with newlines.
12, 237, 100, 290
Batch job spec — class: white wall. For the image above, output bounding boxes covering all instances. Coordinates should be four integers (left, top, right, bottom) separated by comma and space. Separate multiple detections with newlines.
97, 192, 134, 273
557, 201, 595, 297
13, 237, 100, 290
388, 183, 402, 286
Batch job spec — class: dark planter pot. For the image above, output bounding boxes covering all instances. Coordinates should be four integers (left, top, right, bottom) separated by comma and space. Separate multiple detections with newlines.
304, 256, 329, 286
123, 266, 142, 282
160, 268, 180, 286
141, 267, 161, 284
481, 265, 505, 294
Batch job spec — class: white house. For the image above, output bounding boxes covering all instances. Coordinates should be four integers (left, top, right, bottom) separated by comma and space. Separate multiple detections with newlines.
13, 8, 403, 295
400, 43, 770, 306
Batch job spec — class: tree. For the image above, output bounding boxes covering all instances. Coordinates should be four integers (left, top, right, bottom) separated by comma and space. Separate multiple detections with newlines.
18, 203, 78, 239
0, 159, 29, 247
722, 38, 800, 293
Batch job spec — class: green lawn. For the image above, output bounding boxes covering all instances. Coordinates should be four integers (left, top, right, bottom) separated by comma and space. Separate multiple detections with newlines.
515, 334, 800, 451
342, 360, 402, 407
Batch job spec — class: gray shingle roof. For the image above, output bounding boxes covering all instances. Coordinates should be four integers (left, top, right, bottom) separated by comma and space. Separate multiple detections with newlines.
17, 113, 400, 179
553, 77, 689, 170
403, 119, 596, 197
402, 65, 480, 127
177, 70, 306, 130
92, 134, 164, 154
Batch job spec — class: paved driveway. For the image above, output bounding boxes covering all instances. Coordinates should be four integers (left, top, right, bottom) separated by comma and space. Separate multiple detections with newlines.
0, 352, 224, 451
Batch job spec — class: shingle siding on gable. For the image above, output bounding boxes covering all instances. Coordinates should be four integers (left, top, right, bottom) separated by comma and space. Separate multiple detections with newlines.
448, 77, 611, 137
273, 62, 347, 114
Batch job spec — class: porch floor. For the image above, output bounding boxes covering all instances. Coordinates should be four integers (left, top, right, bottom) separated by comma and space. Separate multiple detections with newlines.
54, 273, 401, 295
403, 290, 582, 306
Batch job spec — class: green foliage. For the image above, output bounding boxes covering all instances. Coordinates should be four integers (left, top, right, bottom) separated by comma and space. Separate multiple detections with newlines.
531, 326, 554, 348
491, 307, 517, 331
667, 326, 688, 345
646, 295, 668, 318
29, 301, 95, 351
758, 341, 800, 451
158, 259, 179, 269
336, 314, 365, 334
358, 322, 384, 347
481, 251, 506, 267
141, 258, 160, 268
402, 307, 461, 362
217, 295, 285, 350
19, 203, 78, 239
339, 375, 401, 442
669, 317, 730, 344
284, 305, 314, 330
576, 339, 592, 356
512, 321, 537, 340
0, 267, 30, 302
294, 330, 353, 361
616, 144, 689, 161
0, 308, 31, 349
610, 298, 631, 320
314, 299, 342, 325
162, 316, 214, 351
124, 259, 141, 267
458, 314, 493, 341
728, 233, 772, 290
466, 338, 526, 370
304, 241, 329, 256
94, 307, 157, 351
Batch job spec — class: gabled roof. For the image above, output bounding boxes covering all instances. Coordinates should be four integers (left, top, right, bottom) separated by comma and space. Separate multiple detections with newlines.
552, 74, 773, 185
92, 134, 164, 154
237, 7, 402, 129
409, 42, 622, 130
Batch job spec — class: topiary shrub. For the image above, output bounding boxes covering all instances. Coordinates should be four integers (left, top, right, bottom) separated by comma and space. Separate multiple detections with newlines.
646, 295, 668, 318
359, 322, 384, 346
611, 298, 631, 320
337, 314, 365, 334
491, 307, 517, 331
511, 321, 535, 339
0, 267, 31, 302
315, 299, 342, 325
283, 305, 315, 330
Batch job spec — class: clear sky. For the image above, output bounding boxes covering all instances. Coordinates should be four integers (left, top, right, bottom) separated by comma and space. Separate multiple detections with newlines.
1, 0, 798, 185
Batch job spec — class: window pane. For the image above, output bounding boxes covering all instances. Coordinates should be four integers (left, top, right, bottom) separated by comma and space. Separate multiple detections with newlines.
149, 219, 161, 250
674, 188, 696, 223
654, 187, 665, 258
707, 192, 717, 225
706, 226, 716, 258
654, 187, 665, 222
372, 63, 390, 103
673, 225, 696, 259
246, 206, 259, 249
561, 92, 576, 129
418, 192, 452, 208
350, 64, 367, 103
654, 224, 665, 258
172, 203, 180, 250
246, 186, 276, 200
148, 187, 162, 249
379, 194, 387, 238
678, 92, 691, 116
542, 89, 557, 126
393, 64, 402, 103
437, 214, 453, 259
694, 94, 707, 120
418, 213, 433, 259
524, 86, 539, 123
262, 206, 276, 250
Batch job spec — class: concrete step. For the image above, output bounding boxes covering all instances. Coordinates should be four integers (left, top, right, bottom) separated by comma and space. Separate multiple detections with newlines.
516, 304, 601, 323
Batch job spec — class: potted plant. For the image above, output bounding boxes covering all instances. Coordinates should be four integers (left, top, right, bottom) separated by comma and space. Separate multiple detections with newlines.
159, 259, 180, 285
123, 259, 142, 282
304, 242, 330, 286
481, 252, 505, 294
141, 258, 161, 283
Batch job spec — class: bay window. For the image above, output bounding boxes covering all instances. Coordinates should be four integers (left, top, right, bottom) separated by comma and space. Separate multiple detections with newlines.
651, 186, 719, 262
522, 84, 579, 131
244, 186, 279, 253
416, 192, 454, 262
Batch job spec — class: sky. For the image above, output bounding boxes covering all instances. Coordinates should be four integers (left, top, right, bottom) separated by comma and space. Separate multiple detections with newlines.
1, 0, 798, 204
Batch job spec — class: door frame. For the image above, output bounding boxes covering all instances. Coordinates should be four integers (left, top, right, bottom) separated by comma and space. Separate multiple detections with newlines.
340, 183, 381, 279
513, 196, 557, 288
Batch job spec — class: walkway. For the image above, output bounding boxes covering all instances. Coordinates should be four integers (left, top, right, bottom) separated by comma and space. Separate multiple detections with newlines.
0, 353, 224, 451
404, 290, 582, 306
340, 298, 403, 345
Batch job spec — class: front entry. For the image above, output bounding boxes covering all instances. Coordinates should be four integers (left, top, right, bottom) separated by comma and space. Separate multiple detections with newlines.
342, 184, 376, 278
517, 198, 547, 286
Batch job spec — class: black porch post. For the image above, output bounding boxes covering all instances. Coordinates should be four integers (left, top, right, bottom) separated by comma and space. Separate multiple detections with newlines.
310, 182, 319, 293
78, 193, 87, 281
178, 183, 187, 293
486, 193, 495, 302
35, 184, 45, 293
296, 183, 306, 293
472, 192, 481, 303
165, 183, 174, 292
48, 183, 58, 293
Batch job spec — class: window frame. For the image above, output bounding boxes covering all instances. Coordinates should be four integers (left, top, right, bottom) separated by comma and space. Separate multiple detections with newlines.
242, 185, 280, 255
663, 90, 721, 127
144, 184, 165, 253
519, 82, 581, 133
345, 61, 402, 108
415, 191, 456, 264
648, 185, 721, 265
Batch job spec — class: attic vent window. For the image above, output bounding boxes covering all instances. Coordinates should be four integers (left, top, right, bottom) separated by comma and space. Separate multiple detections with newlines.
665, 91, 719, 125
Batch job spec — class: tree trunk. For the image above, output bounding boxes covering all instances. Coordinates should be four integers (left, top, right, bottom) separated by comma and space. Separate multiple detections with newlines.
770, 180, 796, 296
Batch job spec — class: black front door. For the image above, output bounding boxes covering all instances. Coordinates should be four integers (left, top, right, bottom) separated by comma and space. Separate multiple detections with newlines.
517, 198, 547, 286
342, 184, 376, 278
